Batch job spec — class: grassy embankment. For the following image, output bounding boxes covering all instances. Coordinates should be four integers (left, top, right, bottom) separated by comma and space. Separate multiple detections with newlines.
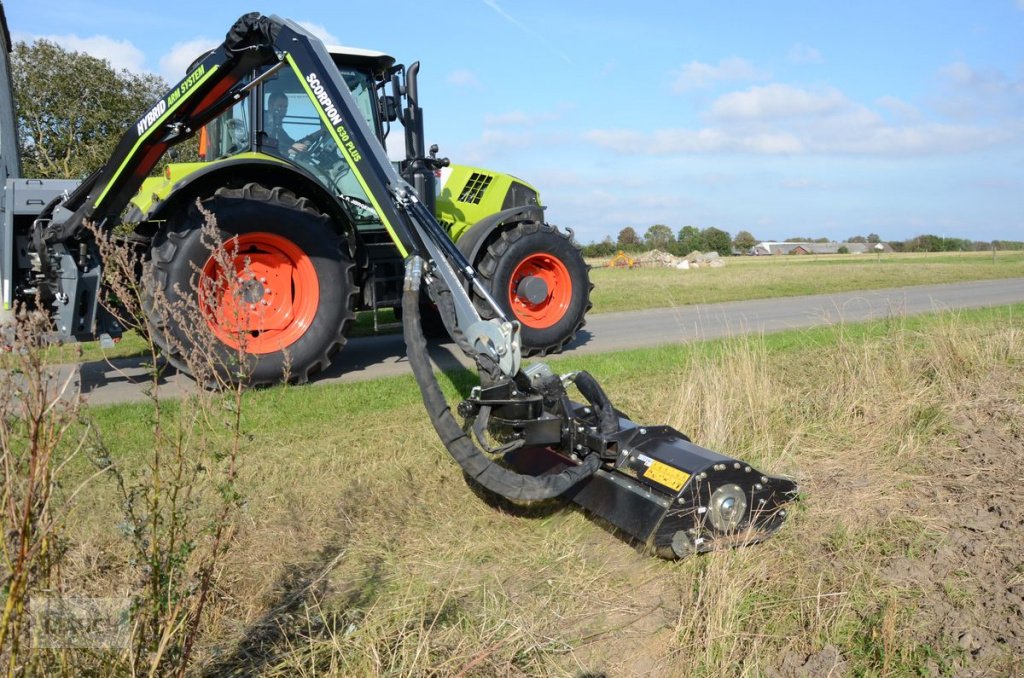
39, 249, 1024, 365
63, 302, 1023, 675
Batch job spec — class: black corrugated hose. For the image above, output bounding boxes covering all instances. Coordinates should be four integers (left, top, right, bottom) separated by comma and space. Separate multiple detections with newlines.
572, 371, 618, 436
402, 258, 600, 501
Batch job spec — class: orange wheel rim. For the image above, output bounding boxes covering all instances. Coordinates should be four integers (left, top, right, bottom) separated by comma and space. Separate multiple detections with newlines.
200, 232, 318, 354
508, 253, 572, 329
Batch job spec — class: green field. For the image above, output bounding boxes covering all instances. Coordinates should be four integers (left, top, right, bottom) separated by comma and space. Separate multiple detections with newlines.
32, 303, 1021, 675
589, 249, 1024, 313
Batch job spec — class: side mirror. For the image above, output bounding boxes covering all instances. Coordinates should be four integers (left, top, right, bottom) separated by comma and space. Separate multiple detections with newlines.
380, 95, 399, 122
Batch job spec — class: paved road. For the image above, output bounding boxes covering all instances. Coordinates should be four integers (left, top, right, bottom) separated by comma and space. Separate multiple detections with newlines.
74, 278, 1024, 406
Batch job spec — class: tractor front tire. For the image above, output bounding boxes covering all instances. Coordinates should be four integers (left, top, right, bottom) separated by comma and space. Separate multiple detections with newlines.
145, 183, 356, 386
476, 221, 591, 356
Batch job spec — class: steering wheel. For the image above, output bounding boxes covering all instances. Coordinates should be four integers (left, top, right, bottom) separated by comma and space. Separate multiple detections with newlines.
290, 132, 351, 183
225, 118, 248, 152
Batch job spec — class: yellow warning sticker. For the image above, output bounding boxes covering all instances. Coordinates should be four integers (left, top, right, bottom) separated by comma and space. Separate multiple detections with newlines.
643, 461, 691, 492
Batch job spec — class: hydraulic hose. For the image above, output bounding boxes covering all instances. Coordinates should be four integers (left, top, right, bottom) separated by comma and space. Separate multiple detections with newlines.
573, 371, 618, 436
403, 258, 600, 501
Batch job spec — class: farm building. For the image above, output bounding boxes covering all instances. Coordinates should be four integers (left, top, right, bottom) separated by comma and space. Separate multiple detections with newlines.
751, 241, 894, 255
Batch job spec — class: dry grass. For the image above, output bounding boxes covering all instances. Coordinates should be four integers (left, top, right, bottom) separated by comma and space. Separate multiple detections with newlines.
55, 305, 1024, 675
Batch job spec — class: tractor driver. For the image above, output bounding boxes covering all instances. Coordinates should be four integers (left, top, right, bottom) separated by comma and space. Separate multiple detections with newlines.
265, 91, 321, 155
264, 92, 295, 150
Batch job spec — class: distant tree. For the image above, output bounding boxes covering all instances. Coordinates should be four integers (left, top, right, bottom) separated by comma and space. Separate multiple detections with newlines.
733, 230, 756, 252
904, 234, 942, 252
837, 245, 850, 254
677, 225, 704, 254
847, 235, 867, 243
617, 227, 641, 248
866, 233, 881, 243
582, 236, 616, 258
12, 39, 169, 178
701, 226, 732, 256
786, 236, 813, 242
644, 224, 674, 251
814, 237, 830, 243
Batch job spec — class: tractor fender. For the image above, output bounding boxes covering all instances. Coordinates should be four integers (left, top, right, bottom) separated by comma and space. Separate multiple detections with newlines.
454, 205, 545, 263
127, 157, 352, 238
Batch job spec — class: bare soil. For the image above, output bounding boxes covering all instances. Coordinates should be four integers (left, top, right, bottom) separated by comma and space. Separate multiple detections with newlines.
884, 399, 1024, 676
770, 389, 1024, 678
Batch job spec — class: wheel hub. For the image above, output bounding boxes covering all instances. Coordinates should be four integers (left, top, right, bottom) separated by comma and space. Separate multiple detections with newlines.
708, 483, 748, 533
508, 253, 573, 330
516, 275, 549, 305
200, 232, 319, 354
240, 279, 266, 304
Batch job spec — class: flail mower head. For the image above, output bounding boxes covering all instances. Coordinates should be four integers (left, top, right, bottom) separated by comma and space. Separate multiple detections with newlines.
403, 257, 797, 559
504, 416, 798, 559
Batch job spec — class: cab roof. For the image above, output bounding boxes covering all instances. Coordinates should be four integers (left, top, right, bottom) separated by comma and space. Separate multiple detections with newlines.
326, 45, 396, 76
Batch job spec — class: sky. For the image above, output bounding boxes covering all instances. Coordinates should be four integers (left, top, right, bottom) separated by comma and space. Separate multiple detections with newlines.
5, 0, 1024, 244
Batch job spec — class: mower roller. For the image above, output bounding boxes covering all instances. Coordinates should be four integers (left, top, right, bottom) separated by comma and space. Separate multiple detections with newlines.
9, 11, 797, 558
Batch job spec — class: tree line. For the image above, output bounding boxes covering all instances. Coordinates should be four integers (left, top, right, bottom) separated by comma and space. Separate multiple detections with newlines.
581, 225, 750, 258
580, 224, 1023, 257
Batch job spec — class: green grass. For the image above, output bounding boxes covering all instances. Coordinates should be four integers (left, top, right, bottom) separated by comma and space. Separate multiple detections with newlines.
589, 250, 1024, 313
82, 304, 1018, 431
28, 307, 401, 366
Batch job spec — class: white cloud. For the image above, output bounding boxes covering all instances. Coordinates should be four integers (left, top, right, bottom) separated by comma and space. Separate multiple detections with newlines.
447, 69, 481, 88
788, 43, 822, 64
158, 38, 218, 82
876, 96, 923, 123
585, 81, 1012, 157
586, 128, 805, 155
671, 57, 764, 92
15, 31, 147, 73
709, 84, 847, 120
296, 21, 339, 45
458, 127, 540, 164
935, 61, 1024, 121
586, 122, 1006, 156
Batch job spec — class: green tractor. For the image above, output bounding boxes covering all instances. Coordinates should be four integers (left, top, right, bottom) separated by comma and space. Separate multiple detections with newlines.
125, 46, 591, 383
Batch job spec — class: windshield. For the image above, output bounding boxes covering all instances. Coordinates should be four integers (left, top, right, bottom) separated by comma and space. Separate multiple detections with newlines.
202, 64, 381, 223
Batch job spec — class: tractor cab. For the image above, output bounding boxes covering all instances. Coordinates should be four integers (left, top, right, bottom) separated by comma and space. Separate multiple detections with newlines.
196, 47, 400, 226
202, 47, 394, 160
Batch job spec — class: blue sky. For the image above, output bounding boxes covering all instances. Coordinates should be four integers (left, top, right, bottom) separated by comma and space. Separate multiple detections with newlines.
7, 0, 1023, 244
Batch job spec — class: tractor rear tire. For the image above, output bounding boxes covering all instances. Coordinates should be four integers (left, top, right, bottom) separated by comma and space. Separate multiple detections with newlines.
145, 183, 356, 386
475, 221, 591, 356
